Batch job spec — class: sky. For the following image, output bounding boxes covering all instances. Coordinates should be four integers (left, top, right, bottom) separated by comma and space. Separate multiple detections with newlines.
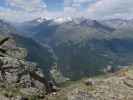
0, 0, 133, 22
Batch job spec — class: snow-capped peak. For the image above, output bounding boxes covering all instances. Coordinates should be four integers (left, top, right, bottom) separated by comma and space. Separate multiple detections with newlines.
36, 17, 47, 23
36, 16, 52, 23
53, 17, 72, 24
37, 18, 45, 23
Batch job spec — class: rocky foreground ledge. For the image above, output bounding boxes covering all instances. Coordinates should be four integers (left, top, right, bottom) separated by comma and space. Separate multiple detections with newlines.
47, 67, 133, 100
0, 35, 55, 100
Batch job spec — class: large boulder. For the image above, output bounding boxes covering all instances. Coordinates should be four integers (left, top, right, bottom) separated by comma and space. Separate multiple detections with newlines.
0, 35, 53, 99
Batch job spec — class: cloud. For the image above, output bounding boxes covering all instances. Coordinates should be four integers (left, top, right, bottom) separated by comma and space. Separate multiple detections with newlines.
6, 0, 47, 12
0, 0, 133, 22
0, 7, 48, 22
63, 0, 133, 19
87, 0, 133, 19
64, 0, 97, 9
63, 0, 98, 18
73, 0, 97, 4
0, 0, 48, 22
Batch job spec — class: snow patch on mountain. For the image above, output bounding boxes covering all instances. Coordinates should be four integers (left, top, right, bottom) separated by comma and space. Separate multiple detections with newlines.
53, 17, 73, 24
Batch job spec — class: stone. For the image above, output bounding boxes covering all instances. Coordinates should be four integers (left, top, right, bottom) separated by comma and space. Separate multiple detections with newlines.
0, 35, 54, 99
84, 78, 95, 86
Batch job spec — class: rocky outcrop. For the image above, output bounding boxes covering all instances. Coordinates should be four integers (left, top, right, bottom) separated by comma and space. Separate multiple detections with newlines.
67, 68, 133, 100
0, 34, 54, 99
47, 67, 133, 100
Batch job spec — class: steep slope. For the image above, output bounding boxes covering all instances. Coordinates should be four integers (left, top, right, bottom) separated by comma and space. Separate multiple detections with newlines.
12, 34, 56, 78
52, 38, 133, 79
16, 18, 133, 80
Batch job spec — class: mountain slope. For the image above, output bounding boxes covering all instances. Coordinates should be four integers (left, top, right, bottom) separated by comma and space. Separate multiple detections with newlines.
15, 18, 133, 80
12, 34, 56, 78
0, 19, 56, 78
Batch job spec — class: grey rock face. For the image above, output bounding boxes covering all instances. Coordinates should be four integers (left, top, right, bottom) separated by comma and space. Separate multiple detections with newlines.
0, 35, 53, 99
68, 88, 96, 100
67, 68, 133, 100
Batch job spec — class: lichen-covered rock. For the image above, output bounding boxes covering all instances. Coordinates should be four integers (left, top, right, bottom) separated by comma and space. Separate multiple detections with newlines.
67, 68, 133, 100
0, 35, 27, 59
68, 88, 96, 100
47, 67, 133, 100
0, 35, 53, 99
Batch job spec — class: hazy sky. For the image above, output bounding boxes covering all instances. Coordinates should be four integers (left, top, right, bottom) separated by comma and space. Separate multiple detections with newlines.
0, 0, 133, 22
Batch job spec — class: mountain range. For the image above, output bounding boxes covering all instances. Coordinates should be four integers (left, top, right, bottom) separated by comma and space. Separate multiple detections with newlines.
1, 17, 133, 80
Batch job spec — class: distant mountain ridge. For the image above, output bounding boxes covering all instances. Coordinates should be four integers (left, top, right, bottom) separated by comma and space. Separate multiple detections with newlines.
101, 19, 133, 29
17, 17, 116, 42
